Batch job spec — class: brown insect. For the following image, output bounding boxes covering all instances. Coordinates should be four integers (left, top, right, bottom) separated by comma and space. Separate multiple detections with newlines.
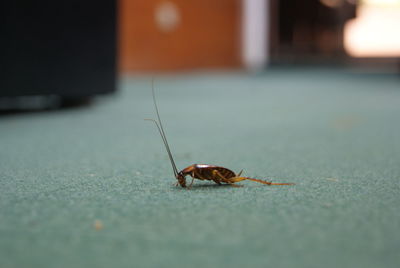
146, 81, 294, 188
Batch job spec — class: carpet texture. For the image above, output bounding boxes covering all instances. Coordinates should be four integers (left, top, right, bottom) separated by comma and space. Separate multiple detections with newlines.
1, 69, 399, 268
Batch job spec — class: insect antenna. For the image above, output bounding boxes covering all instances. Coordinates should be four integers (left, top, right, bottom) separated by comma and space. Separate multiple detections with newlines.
145, 80, 179, 177
144, 118, 178, 177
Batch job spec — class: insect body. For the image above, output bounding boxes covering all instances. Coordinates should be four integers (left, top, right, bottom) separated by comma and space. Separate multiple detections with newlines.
177, 164, 293, 188
146, 81, 294, 188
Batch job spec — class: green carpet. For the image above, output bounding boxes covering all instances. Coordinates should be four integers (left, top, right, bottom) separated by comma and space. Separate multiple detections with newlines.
1, 68, 399, 268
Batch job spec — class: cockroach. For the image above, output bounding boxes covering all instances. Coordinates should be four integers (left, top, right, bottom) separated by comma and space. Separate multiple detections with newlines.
145, 81, 294, 188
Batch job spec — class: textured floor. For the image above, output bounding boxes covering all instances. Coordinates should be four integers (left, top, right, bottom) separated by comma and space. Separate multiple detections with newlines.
1, 69, 400, 268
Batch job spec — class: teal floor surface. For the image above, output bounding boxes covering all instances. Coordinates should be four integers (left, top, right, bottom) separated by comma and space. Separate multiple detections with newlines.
1, 69, 399, 268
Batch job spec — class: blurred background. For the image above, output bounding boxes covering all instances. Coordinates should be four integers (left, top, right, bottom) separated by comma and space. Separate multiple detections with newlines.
1, 0, 399, 106
120, 0, 400, 72
119, 0, 400, 71
1, 2, 400, 268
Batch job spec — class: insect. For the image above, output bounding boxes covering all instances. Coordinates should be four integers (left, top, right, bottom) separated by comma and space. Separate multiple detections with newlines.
145, 81, 294, 188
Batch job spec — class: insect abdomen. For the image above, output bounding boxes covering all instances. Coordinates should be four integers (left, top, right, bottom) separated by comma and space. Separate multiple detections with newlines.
193, 164, 236, 180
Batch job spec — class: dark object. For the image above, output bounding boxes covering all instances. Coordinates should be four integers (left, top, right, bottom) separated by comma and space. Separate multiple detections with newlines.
146, 81, 295, 188
0, 0, 116, 100
271, 0, 356, 63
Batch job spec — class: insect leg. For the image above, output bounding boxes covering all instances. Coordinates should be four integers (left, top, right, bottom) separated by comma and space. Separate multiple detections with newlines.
193, 170, 221, 186
188, 177, 195, 188
211, 178, 222, 186
211, 170, 243, 187
229, 176, 294, 185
